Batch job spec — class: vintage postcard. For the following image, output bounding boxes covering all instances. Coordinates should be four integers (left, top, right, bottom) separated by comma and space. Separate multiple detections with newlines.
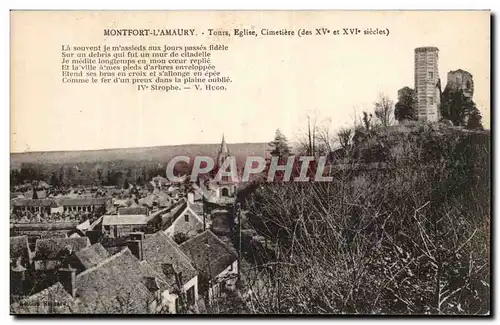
10, 10, 491, 315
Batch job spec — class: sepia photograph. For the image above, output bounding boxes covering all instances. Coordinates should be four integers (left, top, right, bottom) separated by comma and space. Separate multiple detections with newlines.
9, 10, 491, 316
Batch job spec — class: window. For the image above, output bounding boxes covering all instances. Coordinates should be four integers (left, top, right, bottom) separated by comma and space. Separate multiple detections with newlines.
187, 286, 195, 305
428, 71, 433, 79
428, 97, 434, 105
184, 214, 189, 222
156, 290, 162, 302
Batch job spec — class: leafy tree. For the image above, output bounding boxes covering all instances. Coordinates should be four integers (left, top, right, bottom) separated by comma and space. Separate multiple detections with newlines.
269, 129, 291, 158
10, 169, 20, 186
50, 173, 59, 187
123, 178, 130, 189
440, 89, 482, 128
106, 170, 112, 186
466, 107, 484, 130
394, 87, 417, 122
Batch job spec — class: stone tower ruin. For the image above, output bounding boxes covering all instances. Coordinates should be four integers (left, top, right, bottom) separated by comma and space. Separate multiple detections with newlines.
414, 47, 441, 122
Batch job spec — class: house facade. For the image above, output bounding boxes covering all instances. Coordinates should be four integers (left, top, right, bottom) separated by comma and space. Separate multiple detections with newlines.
180, 230, 238, 303
61, 197, 111, 214
101, 215, 148, 238
142, 231, 199, 313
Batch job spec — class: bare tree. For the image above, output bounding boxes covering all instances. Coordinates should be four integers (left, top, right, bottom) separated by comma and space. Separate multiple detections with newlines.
374, 93, 394, 127
337, 128, 353, 150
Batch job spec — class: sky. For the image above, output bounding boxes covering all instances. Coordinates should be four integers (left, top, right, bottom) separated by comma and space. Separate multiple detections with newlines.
10, 11, 490, 153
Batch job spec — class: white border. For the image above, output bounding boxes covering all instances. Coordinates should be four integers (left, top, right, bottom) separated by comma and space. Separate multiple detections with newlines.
2, 1, 498, 324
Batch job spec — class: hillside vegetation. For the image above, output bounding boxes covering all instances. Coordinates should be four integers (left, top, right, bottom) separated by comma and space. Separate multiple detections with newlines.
244, 123, 490, 315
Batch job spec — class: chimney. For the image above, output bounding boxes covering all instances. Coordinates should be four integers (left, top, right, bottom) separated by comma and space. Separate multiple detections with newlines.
59, 267, 76, 298
187, 192, 194, 204
175, 271, 183, 287
127, 240, 143, 261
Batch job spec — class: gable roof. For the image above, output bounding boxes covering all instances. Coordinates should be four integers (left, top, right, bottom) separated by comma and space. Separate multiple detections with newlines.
34, 237, 90, 260
73, 249, 155, 313
12, 249, 158, 314
118, 206, 148, 216
160, 200, 188, 230
180, 230, 237, 281
188, 201, 204, 215
145, 206, 171, 224
102, 215, 148, 226
73, 243, 110, 270
142, 232, 197, 287
60, 197, 109, 206
10, 282, 75, 314
11, 198, 58, 207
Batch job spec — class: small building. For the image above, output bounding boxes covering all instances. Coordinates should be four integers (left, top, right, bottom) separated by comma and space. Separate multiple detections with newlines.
180, 230, 238, 303
142, 232, 199, 313
33, 237, 91, 271
11, 198, 58, 215
60, 197, 110, 214
11, 248, 166, 314
102, 215, 148, 238
161, 199, 205, 239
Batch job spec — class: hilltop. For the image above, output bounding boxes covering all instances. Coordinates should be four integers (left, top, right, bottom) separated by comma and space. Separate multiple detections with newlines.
10, 142, 271, 169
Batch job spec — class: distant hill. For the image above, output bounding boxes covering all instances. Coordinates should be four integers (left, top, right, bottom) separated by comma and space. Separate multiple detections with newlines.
10, 142, 271, 169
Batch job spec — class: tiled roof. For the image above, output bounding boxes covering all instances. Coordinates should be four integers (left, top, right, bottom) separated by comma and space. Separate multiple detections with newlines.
10, 282, 75, 314
118, 206, 148, 215
102, 215, 148, 226
73, 249, 156, 313
73, 243, 110, 270
160, 200, 187, 230
145, 206, 171, 224
142, 232, 198, 287
11, 198, 57, 207
60, 198, 109, 206
180, 230, 237, 281
34, 237, 90, 260
12, 249, 159, 314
